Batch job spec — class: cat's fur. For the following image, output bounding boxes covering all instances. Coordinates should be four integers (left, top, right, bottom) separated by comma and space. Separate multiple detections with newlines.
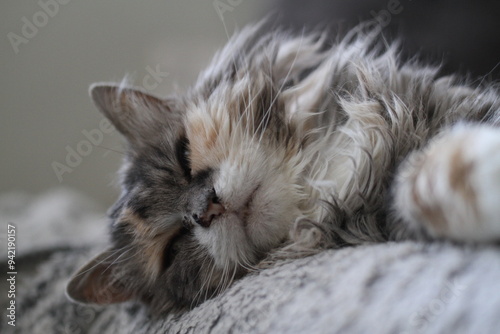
67, 22, 500, 314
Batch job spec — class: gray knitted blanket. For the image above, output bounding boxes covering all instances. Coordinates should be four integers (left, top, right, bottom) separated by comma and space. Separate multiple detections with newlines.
1, 189, 500, 334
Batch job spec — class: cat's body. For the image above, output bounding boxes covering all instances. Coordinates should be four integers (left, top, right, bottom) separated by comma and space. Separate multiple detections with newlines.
67, 22, 500, 314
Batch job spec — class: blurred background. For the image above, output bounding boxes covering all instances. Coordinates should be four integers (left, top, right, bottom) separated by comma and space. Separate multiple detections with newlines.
1, 0, 499, 207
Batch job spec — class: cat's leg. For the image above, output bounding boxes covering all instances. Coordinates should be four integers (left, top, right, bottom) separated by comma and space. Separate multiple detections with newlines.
393, 124, 500, 242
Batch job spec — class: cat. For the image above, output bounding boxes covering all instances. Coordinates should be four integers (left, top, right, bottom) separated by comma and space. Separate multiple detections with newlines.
66, 21, 500, 315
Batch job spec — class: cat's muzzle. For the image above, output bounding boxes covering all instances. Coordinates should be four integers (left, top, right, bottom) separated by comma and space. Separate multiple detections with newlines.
192, 191, 226, 228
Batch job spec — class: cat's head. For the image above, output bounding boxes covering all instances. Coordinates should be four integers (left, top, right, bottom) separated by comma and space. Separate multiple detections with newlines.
67, 23, 332, 313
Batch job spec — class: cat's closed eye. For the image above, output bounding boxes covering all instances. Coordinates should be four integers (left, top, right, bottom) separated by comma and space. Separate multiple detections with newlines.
176, 136, 191, 179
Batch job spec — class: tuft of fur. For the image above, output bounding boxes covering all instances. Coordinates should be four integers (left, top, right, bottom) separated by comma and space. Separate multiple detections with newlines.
67, 22, 500, 315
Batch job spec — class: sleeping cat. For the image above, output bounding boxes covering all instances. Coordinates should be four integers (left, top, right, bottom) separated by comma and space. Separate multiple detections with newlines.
66, 22, 500, 314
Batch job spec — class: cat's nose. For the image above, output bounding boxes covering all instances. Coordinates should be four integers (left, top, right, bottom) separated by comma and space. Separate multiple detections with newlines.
193, 191, 226, 228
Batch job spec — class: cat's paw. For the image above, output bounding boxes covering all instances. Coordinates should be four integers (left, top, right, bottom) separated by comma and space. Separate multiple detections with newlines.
395, 124, 500, 242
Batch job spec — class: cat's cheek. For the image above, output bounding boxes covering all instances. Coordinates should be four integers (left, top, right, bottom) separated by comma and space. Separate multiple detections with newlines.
245, 213, 290, 251
245, 184, 300, 250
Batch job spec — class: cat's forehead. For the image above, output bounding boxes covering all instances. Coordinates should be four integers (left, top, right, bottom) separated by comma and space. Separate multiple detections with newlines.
183, 101, 232, 173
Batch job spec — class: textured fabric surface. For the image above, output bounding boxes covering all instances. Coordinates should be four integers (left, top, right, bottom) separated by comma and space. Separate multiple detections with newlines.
0, 188, 108, 257
2, 189, 500, 334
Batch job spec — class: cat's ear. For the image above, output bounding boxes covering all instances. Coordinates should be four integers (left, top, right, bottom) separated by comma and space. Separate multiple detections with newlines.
90, 83, 180, 147
66, 249, 133, 305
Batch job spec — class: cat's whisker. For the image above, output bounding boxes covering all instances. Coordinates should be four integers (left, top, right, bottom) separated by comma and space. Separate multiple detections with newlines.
218, 259, 229, 296
191, 254, 215, 309
225, 263, 238, 294
255, 32, 306, 147
237, 256, 259, 273
102, 247, 136, 274
230, 79, 263, 157
94, 145, 126, 157
73, 244, 134, 278
219, 257, 236, 298
207, 262, 224, 303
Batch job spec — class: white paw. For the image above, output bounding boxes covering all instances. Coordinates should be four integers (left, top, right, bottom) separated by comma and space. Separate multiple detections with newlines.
395, 124, 500, 242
